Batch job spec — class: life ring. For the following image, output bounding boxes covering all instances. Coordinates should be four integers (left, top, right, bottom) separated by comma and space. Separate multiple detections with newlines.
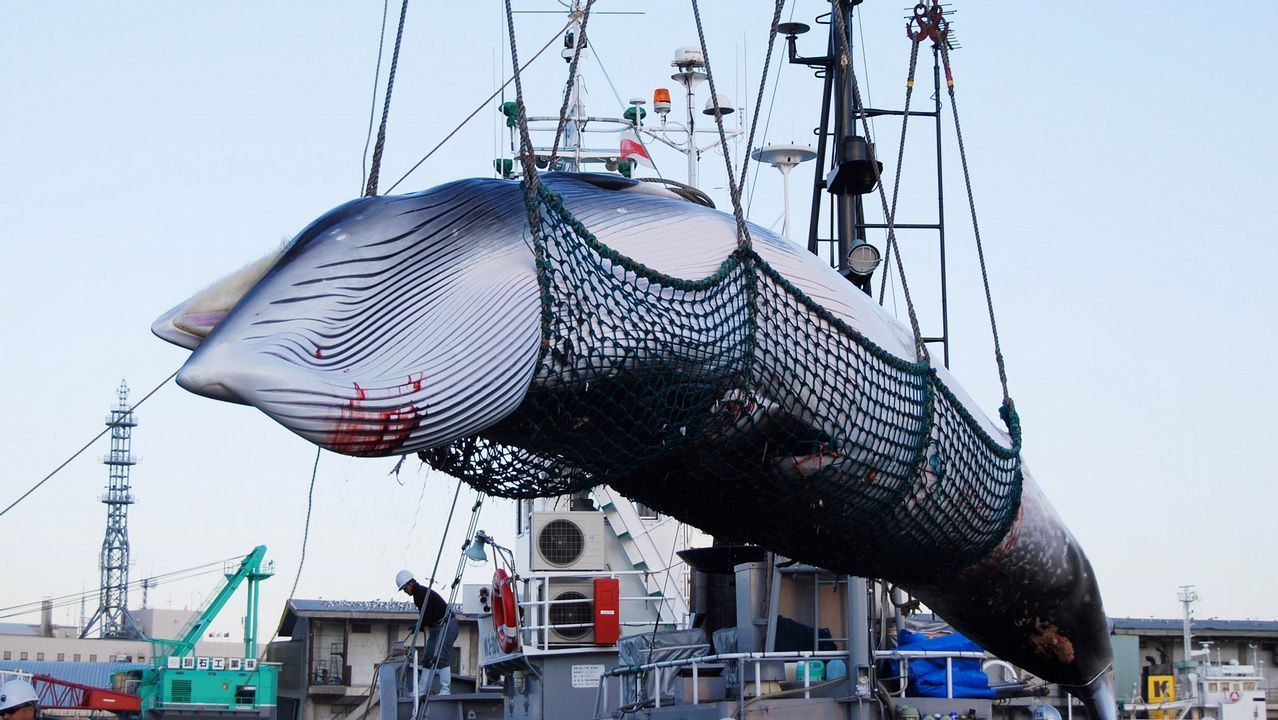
491, 569, 521, 654
1228, 690, 1241, 703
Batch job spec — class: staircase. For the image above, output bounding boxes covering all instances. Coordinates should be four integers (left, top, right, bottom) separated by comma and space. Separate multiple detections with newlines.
592, 486, 691, 626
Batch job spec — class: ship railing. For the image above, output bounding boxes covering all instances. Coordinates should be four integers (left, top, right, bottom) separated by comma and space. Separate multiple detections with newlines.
515, 570, 684, 653
594, 648, 987, 717
874, 649, 991, 699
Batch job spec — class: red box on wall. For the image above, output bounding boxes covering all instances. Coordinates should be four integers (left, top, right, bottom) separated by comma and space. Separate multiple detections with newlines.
593, 577, 620, 645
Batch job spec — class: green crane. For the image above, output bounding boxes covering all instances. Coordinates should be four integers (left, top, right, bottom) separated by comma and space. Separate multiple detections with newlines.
128, 545, 280, 714
151, 545, 274, 662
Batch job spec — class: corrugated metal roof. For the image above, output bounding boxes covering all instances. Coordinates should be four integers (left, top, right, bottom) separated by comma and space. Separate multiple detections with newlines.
275, 599, 464, 637
289, 599, 418, 615
0, 660, 147, 689
1111, 617, 1278, 635
277, 599, 416, 637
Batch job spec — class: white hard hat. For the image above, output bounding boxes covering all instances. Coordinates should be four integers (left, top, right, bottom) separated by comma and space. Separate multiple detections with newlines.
396, 570, 415, 591
0, 679, 39, 712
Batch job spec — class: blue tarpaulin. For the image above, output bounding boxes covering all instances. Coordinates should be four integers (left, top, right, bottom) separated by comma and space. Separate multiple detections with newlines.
891, 629, 994, 698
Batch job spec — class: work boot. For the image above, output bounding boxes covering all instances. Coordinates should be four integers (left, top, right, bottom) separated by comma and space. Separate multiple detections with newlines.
437, 665, 451, 696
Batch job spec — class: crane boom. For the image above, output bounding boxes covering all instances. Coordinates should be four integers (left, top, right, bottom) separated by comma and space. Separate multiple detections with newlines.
154, 545, 272, 660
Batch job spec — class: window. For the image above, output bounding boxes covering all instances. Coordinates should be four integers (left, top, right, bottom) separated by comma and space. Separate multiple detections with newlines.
74, 654, 81, 662
352, 623, 372, 634
89, 654, 97, 662
20, 652, 28, 660
57, 653, 65, 661
2, 651, 9, 660
36, 652, 44, 661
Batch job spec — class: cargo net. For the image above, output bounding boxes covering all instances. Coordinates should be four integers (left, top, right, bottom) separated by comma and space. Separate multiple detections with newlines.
421, 187, 1023, 577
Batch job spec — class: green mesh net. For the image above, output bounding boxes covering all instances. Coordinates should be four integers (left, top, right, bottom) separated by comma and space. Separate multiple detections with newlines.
420, 186, 1022, 577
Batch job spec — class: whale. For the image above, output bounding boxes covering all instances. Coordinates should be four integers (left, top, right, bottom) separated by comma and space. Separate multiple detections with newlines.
154, 172, 1116, 717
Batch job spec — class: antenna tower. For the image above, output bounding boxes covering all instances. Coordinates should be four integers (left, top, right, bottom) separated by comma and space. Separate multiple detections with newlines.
81, 380, 145, 639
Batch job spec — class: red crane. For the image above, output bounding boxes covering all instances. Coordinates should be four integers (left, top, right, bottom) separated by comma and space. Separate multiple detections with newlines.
30, 673, 141, 714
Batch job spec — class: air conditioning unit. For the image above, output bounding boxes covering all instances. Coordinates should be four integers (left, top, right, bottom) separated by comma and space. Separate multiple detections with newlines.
543, 581, 596, 645
529, 512, 605, 571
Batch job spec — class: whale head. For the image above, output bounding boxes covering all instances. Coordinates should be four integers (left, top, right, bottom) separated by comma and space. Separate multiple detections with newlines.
157, 179, 542, 455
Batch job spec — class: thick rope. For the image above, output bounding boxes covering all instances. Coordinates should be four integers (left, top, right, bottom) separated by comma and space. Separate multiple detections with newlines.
361, 0, 391, 195
831, 3, 928, 363
286, 448, 322, 603
939, 40, 1012, 409
548, 0, 597, 166
877, 39, 922, 303
737, 1, 788, 196
690, 0, 752, 252
504, 0, 543, 218
364, 0, 412, 197
384, 19, 573, 195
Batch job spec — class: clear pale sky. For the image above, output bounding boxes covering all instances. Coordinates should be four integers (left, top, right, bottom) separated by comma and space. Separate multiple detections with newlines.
2, 1, 1275, 641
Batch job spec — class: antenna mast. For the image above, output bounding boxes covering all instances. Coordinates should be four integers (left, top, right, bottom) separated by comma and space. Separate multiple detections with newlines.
81, 380, 145, 639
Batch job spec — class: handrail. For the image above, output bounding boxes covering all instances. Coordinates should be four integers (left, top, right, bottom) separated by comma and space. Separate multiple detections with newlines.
597, 647, 992, 711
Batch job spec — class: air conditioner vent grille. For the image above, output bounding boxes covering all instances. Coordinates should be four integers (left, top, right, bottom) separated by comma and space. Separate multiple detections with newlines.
538, 518, 586, 567
549, 590, 592, 640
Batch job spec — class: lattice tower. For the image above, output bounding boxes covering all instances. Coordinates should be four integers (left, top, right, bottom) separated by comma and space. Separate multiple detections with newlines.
81, 380, 145, 639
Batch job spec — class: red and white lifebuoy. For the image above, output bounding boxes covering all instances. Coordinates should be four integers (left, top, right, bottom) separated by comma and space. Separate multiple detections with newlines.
1228, 690, 1241, 703
491, 569, 521, 654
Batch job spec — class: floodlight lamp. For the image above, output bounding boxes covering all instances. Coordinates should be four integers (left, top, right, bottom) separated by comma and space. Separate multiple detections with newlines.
463, 534, 489, 563
847, 242, 882, 276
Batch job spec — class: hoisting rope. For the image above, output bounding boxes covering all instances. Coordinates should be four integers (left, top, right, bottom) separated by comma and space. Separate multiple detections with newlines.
504, 0, 544, 231
875, 9, 925, 304
871, 0, 1015, 418
830, 3, 929, 364
361, 0, 392, 195
689, 0, 784, 254
937, 36, 1013, 410
735, 1, 788, 207
384, 18, 574, 195
245, 447, 322, 691
689, 0, 784, 376
548, 0, 597, 166
364, 0, 412, 197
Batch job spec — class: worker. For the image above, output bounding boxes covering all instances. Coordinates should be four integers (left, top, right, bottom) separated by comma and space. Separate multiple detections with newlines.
396, 570, 457, 696
0, 678, 39, 719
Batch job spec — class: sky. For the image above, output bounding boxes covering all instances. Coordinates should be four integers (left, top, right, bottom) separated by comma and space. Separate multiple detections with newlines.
2, 1, 1276, 642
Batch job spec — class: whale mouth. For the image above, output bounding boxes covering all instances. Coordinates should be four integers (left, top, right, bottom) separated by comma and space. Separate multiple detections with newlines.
176, 334, 434, 454
151, 247, 285, 350
175, 347, 254, 405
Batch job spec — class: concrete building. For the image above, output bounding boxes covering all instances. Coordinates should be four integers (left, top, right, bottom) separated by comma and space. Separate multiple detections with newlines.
267, 599, 480, 720
0, 608, 246, 666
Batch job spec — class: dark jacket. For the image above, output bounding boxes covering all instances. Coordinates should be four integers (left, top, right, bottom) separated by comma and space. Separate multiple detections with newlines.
410, 584, 449, 627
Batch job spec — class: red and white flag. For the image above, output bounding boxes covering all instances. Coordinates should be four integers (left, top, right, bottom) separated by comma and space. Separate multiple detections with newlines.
619, 130, 654, 169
